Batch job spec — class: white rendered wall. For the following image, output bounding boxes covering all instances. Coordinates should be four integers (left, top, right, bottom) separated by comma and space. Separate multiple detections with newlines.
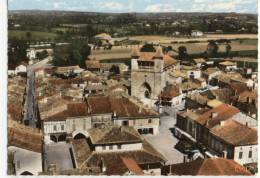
8, 146, 42, 175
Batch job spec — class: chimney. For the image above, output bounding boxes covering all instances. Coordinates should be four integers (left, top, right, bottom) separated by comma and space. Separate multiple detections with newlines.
138, 107, 142, 113
220, 120, 225, 126
211, 112, 218, 118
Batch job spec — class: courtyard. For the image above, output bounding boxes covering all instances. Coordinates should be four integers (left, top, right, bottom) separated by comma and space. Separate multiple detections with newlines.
144, 105, 185, 165
44, 142, 74, 171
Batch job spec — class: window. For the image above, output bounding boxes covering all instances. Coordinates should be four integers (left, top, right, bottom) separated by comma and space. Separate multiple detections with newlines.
102, 146, 106, 150
148, 119, 152, 124
239, 152, 243, 159
61, 125, 64, 131
53, 125, 57, 131
109, 145, 113, 150
122, 121, 128, 126
117, 145, 122, 149
249, 150, 252, 158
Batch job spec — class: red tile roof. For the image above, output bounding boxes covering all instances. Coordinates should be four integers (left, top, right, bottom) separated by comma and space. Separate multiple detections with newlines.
8, 120, 43, 153
196, 104, 240, 129
121, 157, 144, 175
210, 119, 258, 146
169, 158, 252, 175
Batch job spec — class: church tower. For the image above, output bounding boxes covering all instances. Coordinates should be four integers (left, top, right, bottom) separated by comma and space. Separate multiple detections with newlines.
131, 46, 166, 102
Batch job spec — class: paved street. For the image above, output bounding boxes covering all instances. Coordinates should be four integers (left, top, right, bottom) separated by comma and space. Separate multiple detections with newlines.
44, 142, 74, 171
22, 56, 52, 127
144, 105, 184, 165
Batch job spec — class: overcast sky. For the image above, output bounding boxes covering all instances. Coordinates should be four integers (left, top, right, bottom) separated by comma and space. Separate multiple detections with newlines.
8, 0, 258, 13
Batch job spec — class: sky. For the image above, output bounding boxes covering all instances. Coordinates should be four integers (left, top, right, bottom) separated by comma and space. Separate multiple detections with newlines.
8, 0, 258, 13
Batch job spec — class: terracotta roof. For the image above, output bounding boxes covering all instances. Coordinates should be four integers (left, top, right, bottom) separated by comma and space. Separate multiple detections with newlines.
44, 102, 89, 121
88, 126, 142, 145
211, 120, 258, 146
8, 120, 43, 153
168, 158, 251, 175
153, 46, 164, 59
85, 59, 101, 69
219, 61, 236, 66
105, 156, 144, 175
159, 85, 180, 99
202, 67, 220, 75
131, 48, 140, 57
71, 136, 166, 171
228, 82, 248, 94
120, 157, 144, 175
210, 88, 232, 103
196, 104, 240, 129
238, 90, 257, 103
86, 95, 158, 117
207, 99, 223, 108
193, 58, 206, 64
56, 65, 81, 74
138, 47, 178, 68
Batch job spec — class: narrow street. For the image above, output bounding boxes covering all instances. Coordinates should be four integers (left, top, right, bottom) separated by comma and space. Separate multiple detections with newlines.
22, 56, 52, 128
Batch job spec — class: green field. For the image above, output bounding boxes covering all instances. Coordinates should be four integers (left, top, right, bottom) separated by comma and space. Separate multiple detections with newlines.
8, 30, 58, 40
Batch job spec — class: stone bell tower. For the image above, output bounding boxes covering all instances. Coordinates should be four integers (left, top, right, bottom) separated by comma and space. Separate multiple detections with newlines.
131, 46, 166, 101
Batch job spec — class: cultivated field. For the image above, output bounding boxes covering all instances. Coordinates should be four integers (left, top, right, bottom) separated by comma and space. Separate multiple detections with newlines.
129, 34, 258, 44
8, 30, 57, 40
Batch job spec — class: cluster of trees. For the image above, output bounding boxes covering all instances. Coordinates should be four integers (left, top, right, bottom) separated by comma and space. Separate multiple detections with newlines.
36, 50, 48, 60
177, 40, 233, 60
52, 39, 91, 67
9, 11, 257, 39
8, 37, 28, 67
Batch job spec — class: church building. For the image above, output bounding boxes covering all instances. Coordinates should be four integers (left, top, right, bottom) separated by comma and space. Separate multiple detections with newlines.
131, 46, 179, 106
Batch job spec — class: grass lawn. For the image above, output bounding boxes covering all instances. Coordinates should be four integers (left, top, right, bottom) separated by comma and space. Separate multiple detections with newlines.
8, 30, 58, 41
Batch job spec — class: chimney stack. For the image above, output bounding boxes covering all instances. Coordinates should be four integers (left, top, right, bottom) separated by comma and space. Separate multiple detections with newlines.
211, 112, 218, 118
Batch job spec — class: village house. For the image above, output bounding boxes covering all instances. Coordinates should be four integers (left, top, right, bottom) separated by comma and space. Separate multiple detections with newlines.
174, 104, 258, 165
26, 48, 36, 60
192, 58, 206, 68
201, 67, 222, 84
219, 61, 237, 72
40, 93, 160, 143
210, 119, 258, 166
8, 62, 28, 76
71, 126, 166, 175
55, 65, 84, 78
8, 120, 43, 175
87, 95, 160, 135
85, 58, 101, 72
159, 84, 184, 107
8, 76, 27, 122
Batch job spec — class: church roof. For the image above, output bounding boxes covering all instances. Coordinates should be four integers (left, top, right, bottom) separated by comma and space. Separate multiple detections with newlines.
153, 46, 164, 59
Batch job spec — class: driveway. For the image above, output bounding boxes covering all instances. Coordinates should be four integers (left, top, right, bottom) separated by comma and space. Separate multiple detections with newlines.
144, 106, 184, 165
44, 142, 74, 171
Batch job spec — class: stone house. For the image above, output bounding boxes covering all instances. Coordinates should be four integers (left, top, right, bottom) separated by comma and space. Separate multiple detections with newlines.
8, 120, 43, 175
174, 104, 258, 166
71, 126, 166, 175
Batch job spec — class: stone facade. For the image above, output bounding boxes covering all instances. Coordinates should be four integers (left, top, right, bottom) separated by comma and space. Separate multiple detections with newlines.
131, 47, 166, 101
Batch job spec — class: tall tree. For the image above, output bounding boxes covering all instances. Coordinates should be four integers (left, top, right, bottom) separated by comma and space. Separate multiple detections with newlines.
178, 46, 188, 60
207, 40, 219, 56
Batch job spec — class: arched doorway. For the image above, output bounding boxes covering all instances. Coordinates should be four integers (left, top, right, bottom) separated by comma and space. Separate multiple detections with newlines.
74, 133, 87, 139
58, 134, 66, 142
140, 82, 152, 99
20, 171, 33, 175
50, 135, 58, 143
